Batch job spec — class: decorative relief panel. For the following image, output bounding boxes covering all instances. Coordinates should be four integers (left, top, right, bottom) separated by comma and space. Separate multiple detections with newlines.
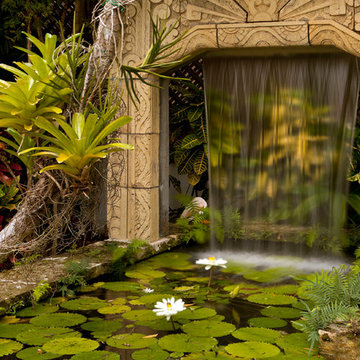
280, 0, 354, 29
309, 20, 360, 57
218, 22, 309, 48
236, 0, 289, 21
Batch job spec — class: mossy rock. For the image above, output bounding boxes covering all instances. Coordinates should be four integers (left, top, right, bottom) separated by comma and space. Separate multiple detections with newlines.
126, 263, 166, 280
122, 309, 158, 322
81, 320, 123, 333
70, 350, 120, 360
225, 341, 280, 358
275, 333, 317, 355
42, 338, 99, 355
182, 320, 235, 338
0, 338, 22, 356
158, 334, 217, 353
16, 327, 81, 345
131, 348, 169, 360
30, 313, 87, 328
106, 333, 157, 349
232, 327, 282, 343
247, 294, 297, 306
100, 282, 142, 292
248, 317, 287, 329
174, 308, 217, 323
60, 297, 107, 311
261, 306, 301, 319
97, 304, 131, 315
0, 323, 38, 338
15, 347, 61, 360
147, 252, 194, 270
16, 304, 59, 317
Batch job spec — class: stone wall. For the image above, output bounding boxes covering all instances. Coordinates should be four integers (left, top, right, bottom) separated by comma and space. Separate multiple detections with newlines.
107, 0, 360, 242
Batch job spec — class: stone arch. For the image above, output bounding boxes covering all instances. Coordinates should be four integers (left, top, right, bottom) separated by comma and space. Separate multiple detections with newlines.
106, 0, 360, 242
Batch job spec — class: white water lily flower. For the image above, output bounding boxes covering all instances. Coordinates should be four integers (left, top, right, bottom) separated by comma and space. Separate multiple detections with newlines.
153, 297, 186, 320
196, 257, 227, 270
143, 288, 154, 293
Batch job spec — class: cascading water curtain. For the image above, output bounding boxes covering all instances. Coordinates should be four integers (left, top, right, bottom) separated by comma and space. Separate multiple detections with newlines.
204, 54, 359, 251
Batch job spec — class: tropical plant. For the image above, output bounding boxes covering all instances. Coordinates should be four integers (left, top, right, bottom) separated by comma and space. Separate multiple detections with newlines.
20, 112, 133, 183
170, 82, 208, 187
57, 260, 89, 297
0, 182, 21, 211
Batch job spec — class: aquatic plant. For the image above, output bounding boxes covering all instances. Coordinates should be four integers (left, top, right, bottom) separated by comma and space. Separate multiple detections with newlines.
196, 256, 227, 286
153, 297, 186, 330
225, 341, 280, 358
42, 337, 99, 355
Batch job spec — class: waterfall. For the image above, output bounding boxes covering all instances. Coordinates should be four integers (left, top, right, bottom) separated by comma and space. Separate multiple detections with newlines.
204, 54, 359, 252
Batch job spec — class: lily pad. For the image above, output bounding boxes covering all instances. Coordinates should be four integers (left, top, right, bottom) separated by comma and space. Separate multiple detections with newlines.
0, 338, 22, 356
81, 320, 123, 333
97, 304, 131, 315
30, 313, 87, 327
232, 327, 282, 343
262, 285, 299, 295
16, 327, 81, 345
106, 333, 157, 349
0, 323, 38, 338
244, 268, 293, 283
43, 338, 99, 355
16, 347, 61, 360
185, 277, 209, 283
70, 350, 120, 360
174, 307, 217, 322
131, 348, 168, 360
158, 334, 217, 353
100, 282, 141, 292
247, 294, 297, 305
182, 320, 235, 338
261, 306, 301, 319
126, 264, 166, 280
110, 297, 127, 305
221, 262, 253, 275
61, 297, 107, 311
147, 252, 194, 270
225, 341, 280, 358
182, 351, 238, 359
134, 318, 181, 331
17, 304, 59, 317
131, 294, 175, 307
276, 333, 316, 355
122, 309, 158, 322
262, 355, 323, 359
248, 317, 287, 329
223, 283, 260, 295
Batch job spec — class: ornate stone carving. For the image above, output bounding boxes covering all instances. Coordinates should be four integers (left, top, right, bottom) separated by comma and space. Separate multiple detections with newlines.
237, 0, 289, 21
280, 0, 354, 29
309, 20, 360, 57
218, 22, 309, 48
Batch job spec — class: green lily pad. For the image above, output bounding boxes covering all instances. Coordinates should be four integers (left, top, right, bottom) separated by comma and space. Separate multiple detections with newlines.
276, 333, 316, 355
16, 347, 61, 359
182, 320, 235, 337
247, 294, 297, 305
0, 323, 38, 338
0, 338, 22, 356
131, 348, 168, 360
126, 263, 166, 280
223, 283, 260, 295
81, 320, 123, 333
232, 327, 282, 343
16, 304, 59, 317
97, 304, 131, 315
185, 277, 209, 283
110, 297, 127, 305
262, 285, 299, 295
182, 351, 238, 359
132, 294, 175, 307
173, 286, 198, 292
248, 317, 287, 328
106, 333, 157, 349
225, 341, 280, 358
147, 252, 194, 270
100, 282, 142, 292
30, 313, 87, 327
291, 319, 306, 331
16, 327, 81, 345
122, 309, 158, 322
158, 334, 217, 353
261, 355, 323, 359
174, 308, 217, 322
244, 268, 293, 283
43, 338, 99, 355
169, 352, 183, 358
261, 306, 301, 319
70, 350, 120, 360
134, 318, 181, 331
221, 262, 254, 274
60, 297, 107, 311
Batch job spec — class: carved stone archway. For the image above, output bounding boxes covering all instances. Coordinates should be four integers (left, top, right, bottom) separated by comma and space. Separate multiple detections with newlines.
107, 0, 360, 242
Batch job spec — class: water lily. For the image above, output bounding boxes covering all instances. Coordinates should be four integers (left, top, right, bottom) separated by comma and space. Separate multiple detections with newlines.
196, 257, 227, 287
143, 288, 154, 293
153, 297, 186, 329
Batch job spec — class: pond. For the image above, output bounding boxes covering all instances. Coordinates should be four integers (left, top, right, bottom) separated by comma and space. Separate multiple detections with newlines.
0, 249, 324, 359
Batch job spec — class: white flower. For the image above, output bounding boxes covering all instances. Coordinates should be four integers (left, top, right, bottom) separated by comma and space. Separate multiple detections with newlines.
143, 288, 154, 293
196, 257, 227, 270
153, 297, 186, 320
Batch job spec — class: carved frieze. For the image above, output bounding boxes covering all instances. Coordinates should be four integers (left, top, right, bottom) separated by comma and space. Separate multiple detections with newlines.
236, 0, 289, 21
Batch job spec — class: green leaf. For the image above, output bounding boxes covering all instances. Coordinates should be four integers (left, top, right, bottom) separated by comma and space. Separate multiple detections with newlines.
70, 351, 120, 360
0, 338, 22, 356
247, 294, 298, 305
97, 304, 131, 315
122, 309, 159, 322
174, 307, 217, 322
17, 304, 59, 317
158, 334, 217, 353
193, 149, 208, 175
60, 297, 107, 311
232, 327, 282, 343
42, 338, 99, 355
225, 341, 280, 358
16, 346, 61, 360
100, 281, 142, 292
248, 317, 287, 329
72, 113, 85, 139
125, 263, 166, 280
30, 313, 87, 328
106, 333, 157, 349
181, 134, 202, 150
182, 320, 235, 337
0, 323, 38, 338
260, 306, 302, 319
276, 333, 317, 356
81, 320, 123, 333
131, 348, 168, 360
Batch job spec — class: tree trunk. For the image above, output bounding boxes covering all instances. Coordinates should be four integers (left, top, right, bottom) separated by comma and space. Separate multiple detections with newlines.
74, 0, 86, 33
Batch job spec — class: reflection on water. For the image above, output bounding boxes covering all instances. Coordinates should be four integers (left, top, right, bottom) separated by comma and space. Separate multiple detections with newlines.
204, 54, 359, 250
